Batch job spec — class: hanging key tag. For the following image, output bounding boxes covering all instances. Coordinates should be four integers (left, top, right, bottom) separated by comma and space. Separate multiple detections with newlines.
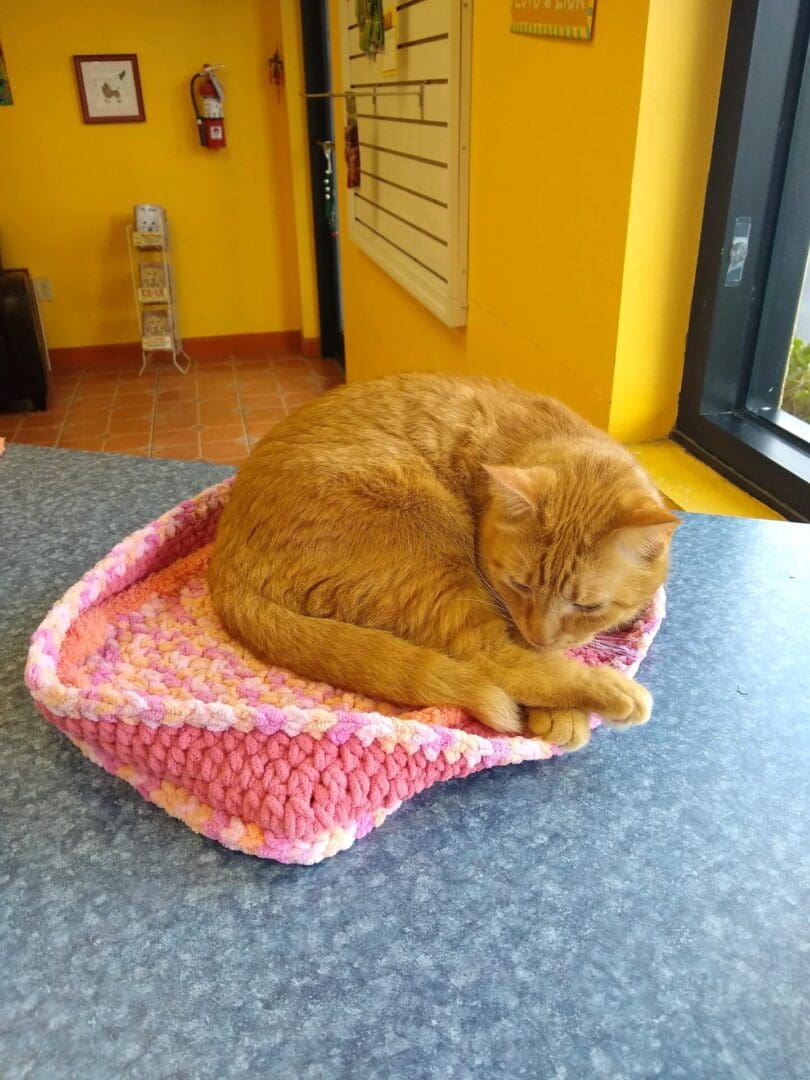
317, 139, 337, 237
725, 216, 752, 287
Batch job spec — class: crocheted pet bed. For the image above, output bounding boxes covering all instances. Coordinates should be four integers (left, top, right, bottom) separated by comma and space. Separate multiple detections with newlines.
25, 480, 665, 865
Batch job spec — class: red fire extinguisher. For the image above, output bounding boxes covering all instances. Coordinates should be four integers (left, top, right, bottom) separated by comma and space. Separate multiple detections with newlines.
191, 65, 226, 149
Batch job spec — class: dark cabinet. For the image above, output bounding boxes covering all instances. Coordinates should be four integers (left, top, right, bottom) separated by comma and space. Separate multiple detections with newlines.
0, 269, 48, 411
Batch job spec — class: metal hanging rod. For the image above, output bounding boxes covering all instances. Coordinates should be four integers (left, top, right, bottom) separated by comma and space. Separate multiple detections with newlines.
301, 86, 425, 99
302, 83, 425, 117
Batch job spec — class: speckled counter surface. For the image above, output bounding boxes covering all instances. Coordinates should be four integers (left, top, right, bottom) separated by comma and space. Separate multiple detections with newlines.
1, 444, 808, 1080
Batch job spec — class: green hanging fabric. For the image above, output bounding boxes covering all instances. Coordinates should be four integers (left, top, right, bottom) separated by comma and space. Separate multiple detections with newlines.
356, 0, 385, 56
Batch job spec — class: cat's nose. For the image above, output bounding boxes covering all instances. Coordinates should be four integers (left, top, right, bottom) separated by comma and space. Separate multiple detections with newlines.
531, 632, 558, 649
526, 620, 561, 649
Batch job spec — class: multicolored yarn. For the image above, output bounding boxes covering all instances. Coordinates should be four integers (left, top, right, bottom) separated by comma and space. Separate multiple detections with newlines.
25, 480, 665, 864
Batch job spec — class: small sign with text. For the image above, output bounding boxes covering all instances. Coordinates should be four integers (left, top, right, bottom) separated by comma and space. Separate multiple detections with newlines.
511, 0, 595, 40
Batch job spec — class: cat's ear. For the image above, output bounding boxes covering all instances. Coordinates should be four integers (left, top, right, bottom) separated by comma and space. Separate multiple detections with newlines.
484, 464, 555, 516
607, 500, 681, 561
612, 503, 681, 531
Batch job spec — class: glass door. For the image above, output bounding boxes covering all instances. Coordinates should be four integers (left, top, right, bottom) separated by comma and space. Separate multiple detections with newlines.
678, 0, 810, 520
746, 38, 810, 443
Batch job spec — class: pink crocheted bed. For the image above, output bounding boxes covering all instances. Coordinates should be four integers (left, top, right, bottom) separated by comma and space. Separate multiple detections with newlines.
25, 479, 665, 864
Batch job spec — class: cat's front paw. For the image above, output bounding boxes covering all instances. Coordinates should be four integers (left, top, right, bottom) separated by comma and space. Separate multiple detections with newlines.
526, 707, 592, 751
579, 668, 652, 726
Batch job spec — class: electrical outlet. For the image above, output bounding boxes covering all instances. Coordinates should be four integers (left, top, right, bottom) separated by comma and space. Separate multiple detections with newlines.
33, 277, 54, 302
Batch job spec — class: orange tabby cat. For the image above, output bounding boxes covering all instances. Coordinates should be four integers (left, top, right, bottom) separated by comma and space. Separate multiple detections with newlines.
209, 374, 678, 749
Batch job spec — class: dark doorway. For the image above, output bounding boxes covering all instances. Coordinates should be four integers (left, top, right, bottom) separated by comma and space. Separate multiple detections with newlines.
299, 0, 344, 364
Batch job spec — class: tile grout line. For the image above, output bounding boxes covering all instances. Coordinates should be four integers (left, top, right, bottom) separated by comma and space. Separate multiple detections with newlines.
98, 368, 120, 451
189, 359, 201, 461
147, 364, 159, 456
108, 368, 144, 454
106, 374, 121, 454
147, 357, 213, 461
193, 365, 202, 459
54, 371, 84, 447
233, 354, 252, 451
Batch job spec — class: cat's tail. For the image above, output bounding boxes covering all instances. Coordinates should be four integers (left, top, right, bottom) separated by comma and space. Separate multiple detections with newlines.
210, 588, 522, 735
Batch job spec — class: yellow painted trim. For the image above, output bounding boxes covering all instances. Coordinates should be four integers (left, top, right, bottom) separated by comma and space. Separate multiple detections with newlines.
628, 441, 784, 520
609, 0, 732, 442
280, 0, 320, 343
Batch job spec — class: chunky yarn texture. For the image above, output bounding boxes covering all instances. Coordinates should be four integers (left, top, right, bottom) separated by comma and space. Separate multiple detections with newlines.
25, 480, 665, 864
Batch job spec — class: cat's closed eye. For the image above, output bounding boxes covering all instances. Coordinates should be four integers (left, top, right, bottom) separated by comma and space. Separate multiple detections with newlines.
508, 578, 532, 594
573, 601, 604, 613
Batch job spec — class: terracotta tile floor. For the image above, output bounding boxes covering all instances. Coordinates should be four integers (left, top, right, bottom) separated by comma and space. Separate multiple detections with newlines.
1, 355, 344, 466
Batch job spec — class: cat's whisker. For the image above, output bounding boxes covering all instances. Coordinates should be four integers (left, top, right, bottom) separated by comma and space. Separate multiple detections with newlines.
467, 596, 507, 617
478, 580, 510, 618
589, 637, 630, 655
513, 549, 532, 572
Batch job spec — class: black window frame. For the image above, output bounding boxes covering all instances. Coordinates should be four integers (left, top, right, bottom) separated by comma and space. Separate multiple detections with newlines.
676, 0, 810, 521
300, 0, 344, 363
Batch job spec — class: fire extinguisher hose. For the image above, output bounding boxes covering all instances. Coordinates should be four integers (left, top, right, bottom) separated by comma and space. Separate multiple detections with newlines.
190, 73, 206, 146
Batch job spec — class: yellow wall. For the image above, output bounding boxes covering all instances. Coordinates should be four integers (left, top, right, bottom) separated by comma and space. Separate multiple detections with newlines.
611, 1, 732, 440
0, 0, 299, 349
331, 1, 732, 438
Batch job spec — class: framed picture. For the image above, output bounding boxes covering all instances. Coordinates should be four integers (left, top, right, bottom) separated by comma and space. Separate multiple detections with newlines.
139, 263, 167, 289
73, 54, 145, 123
0, 40, 13, 106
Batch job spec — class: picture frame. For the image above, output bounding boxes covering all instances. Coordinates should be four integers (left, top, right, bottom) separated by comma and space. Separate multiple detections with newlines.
139, 263, 167, 290
73, 54, 145, 124
0, 40, 14, 106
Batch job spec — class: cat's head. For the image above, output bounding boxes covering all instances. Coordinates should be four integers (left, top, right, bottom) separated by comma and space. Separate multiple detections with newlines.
479, 447, 679, 651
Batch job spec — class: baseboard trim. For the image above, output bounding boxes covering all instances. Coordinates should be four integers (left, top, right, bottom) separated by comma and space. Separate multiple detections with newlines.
49, 342, 142, 369
301, 336, 321, 358
192, 331, 301, 359
50, 330, 304, 371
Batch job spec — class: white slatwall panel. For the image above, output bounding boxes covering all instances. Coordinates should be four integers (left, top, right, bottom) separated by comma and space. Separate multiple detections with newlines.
341, 0, 471, 326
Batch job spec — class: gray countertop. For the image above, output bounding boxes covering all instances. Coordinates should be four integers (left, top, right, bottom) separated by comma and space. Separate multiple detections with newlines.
1, 444, 808, 1080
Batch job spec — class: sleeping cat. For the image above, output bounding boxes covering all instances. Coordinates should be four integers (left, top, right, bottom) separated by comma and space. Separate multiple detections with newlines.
209, 373, 678, 749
